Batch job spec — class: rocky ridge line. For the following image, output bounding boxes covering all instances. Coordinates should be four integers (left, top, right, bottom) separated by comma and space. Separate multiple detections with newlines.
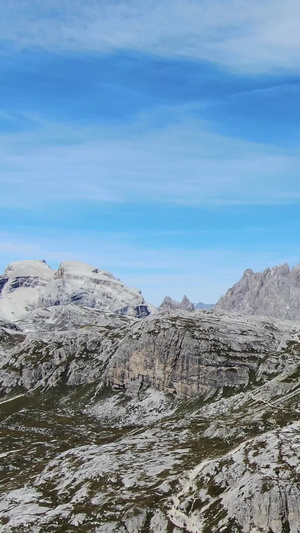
216, 262, 300, 320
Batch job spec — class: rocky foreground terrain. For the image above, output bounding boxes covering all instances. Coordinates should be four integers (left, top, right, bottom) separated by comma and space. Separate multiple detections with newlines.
2, 260, 300, 531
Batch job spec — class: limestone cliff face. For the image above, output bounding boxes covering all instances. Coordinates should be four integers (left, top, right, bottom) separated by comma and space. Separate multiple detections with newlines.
0, 311, 131, 394
160, 297, 214, 311
104, 310, 297, 398
216, 263, 300, 320
1, 310, 297, 400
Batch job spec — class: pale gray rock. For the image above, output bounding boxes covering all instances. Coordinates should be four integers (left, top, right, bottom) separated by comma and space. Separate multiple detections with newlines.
105, 310, 298, 399
216, 262, 300, 320
19, 303, 135, 333
40, 261, 150, 318
149, 510, 170, 532
0, 309, 298, 399
0, 316, 131, 394
3, 260, 300, 532
7, 424, 187, 531
85, 388, 178, 427
0, 260, 152, 324
159, 295, 194, 311
168, 423, 300, 532
0, 260, 54, 322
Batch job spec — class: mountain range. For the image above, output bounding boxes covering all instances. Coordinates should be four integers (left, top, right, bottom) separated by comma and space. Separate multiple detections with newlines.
1, 260, 300, 532
159, 296, 215, 311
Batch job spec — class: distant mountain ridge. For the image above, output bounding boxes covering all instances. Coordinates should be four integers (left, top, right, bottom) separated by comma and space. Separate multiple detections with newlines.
216, 263, 300, 320
159, 295, 194, 311
194, 301, 215, 310
3, 259, 300, 323
159, 296, 215, 311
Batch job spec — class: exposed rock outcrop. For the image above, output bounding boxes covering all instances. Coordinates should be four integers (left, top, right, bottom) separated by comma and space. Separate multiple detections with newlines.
1, 309, 297, 400
169, 423, 300, 532
216, 263, 300, 320
0, 260, 152, 323
0, 260, 54, 322
105, 310, 298, 398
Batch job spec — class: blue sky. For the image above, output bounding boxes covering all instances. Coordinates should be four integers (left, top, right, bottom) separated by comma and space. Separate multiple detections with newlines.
1, 0, 300, 305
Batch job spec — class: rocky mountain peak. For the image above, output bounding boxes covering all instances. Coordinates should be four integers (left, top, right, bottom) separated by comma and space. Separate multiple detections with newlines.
159, 295, 194, 311
56, 261, 115, 281
216, 262, 300, 320
0, 259, 152, 323
243, 267, 254, 277
4, 259, 54, 280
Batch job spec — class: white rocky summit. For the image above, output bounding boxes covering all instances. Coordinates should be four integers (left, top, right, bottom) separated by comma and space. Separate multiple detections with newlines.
0, 259, 151, 323
0, 260, 54, 322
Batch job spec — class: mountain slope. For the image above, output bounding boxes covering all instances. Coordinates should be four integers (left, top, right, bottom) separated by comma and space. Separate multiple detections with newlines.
2, 260, 300, 531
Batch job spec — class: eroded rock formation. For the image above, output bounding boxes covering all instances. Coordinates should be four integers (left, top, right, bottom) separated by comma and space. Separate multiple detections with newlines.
216, 263, 300, 320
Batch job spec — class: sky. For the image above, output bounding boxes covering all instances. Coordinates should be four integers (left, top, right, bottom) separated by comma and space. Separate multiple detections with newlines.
1, 0, 300, 305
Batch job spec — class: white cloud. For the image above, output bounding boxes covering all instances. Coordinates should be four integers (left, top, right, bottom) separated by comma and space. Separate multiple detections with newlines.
1, 0, 300, 74
229, 83, 300, 100
0, 116, 300, 208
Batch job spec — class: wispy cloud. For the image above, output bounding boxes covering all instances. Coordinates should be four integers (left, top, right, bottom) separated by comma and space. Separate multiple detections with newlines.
1, 2, 300, 306
1, 1, 300, 74
0, 115, 299, 208
228, 82, 300, 100
0, 109, 12, 119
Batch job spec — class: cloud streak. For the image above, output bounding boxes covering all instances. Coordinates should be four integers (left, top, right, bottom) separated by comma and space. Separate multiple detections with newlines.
1, 1, 300, 74
0, 116, 300, 208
